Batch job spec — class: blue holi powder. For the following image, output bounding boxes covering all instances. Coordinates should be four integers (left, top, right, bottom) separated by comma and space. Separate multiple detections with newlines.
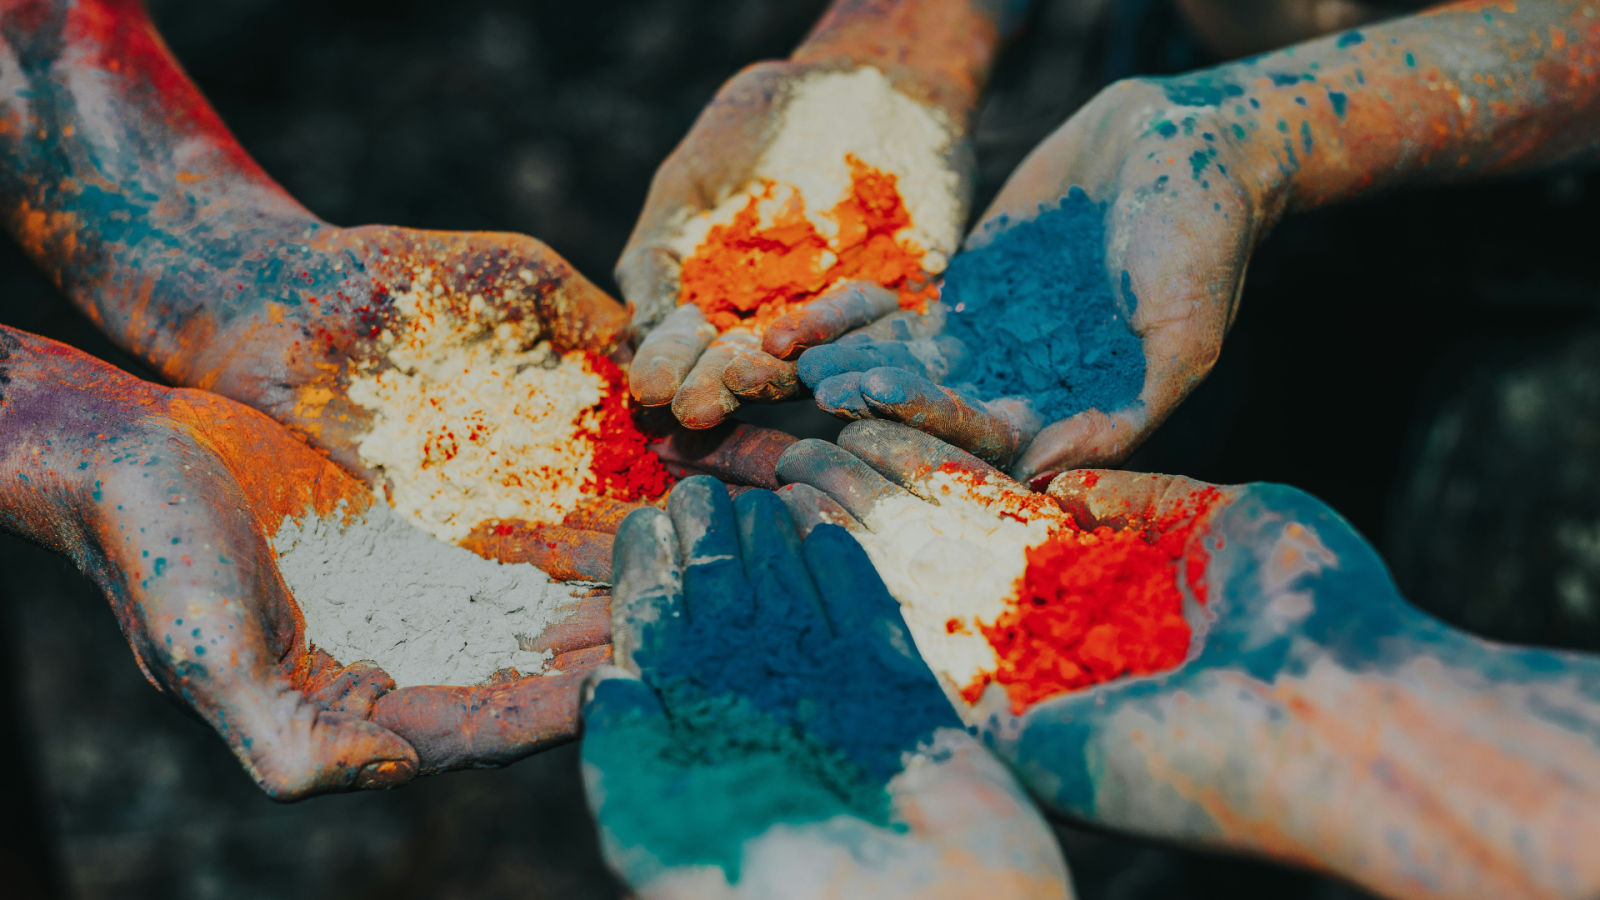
939, 189, 1146, 420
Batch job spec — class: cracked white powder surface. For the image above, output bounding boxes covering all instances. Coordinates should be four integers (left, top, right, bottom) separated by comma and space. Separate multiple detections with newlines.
667, 67, 962, 273
272, 501, 583, 687
850, 471, 1064, 694
346, 267, 607, 544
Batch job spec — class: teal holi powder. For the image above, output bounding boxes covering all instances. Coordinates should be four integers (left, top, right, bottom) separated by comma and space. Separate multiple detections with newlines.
939, 189, 1146, 421
1328, 91, 1349, 117
1336, 30, 1366, 48
1163, 77, 1244, 107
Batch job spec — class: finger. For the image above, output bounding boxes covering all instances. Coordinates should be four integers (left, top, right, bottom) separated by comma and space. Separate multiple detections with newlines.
631, 304, 716, 406
615, 243, 684, 336
838, 304, 947, 344
524, 591, 611, 654
459, 522, 613, 582
795, 337, 964, 391
733, 490, 828, 641
545, 644, 613, 676
763, 281, 900, 360
671, 334, 742, 428
812, 372, 876, 419
835, 419, 1018, 496
1010, 405, 1149, 484
857, 368, 1038, 466
300, 659, 397, 719
369, 672, 584, 773
611, 507, 683, 673
561, 497, 645, 533
722, 345, 800, 401
1044, 468, 1223, 531
665, 475, 751, 622
775, 483, 864, 538
652, 421, 798, 489
774, 438, 914, 522
802, 524, 901, 638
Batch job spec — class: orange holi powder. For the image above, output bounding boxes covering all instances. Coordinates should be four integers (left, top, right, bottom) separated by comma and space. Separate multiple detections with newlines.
963, 487, 1222, 713
678, 156, 937, 331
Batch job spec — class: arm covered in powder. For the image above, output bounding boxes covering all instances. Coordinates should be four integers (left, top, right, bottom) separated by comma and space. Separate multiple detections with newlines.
618, 0, 1032, 429
0, 324, 615, 798
579, 477, 1071, 899
800, 0, 1600, 482
775, 422, 1600, 900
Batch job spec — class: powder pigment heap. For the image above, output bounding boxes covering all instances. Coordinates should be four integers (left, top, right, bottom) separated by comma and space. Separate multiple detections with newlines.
851, 465, 1218, 714
939, 188, 1146, 418
347, 267, 671, 544
669, 68, 961, 334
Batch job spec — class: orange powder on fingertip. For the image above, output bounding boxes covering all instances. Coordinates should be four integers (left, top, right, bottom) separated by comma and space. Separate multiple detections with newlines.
678, 155, 937, 331
962, 485, 1222, 713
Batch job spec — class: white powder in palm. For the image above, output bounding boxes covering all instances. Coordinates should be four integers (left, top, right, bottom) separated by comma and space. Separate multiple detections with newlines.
347, 267, 609, 544
667, 67, 963, 274
849, 470, 1065, 695
271, 501, 584, 687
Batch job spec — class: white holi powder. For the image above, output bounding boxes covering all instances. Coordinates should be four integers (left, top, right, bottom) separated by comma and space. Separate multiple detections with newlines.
667, 67, 962, 273
347, 267, 608, 543
272, 501, 584, 687
851, 470, 1065, 694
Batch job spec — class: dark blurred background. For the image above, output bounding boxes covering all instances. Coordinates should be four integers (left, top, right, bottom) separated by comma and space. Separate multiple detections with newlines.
2, 1, 1597, 897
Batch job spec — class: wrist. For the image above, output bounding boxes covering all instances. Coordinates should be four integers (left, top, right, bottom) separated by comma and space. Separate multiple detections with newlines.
790, 0, 1008, 121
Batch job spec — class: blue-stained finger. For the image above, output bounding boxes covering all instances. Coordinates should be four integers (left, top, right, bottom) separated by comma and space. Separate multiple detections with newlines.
611, 508, 685, 674
796, 340, 930, 390
858, 368, 1031, 466
775, 483, 864, 537
803, 525, 941, 686
837, 303, 947, 345
763, 281, 900, 360
775, 438, 913, 521
734, 491, 829, 643
812, 372, 874, 419
665, 475, 751, 622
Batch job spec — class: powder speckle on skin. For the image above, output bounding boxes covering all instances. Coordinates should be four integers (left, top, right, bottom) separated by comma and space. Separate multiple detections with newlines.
940, 188, 1146, 419
850, 468, 1067, 693
272, 501, 583, 687
347, 267, 670, 544
668, 68, 961, 332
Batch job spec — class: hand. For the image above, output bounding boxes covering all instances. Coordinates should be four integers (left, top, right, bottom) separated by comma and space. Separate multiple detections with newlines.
618, 54, 974, 429
580, 476, 1071, 899
777, 421, 1600, 900
0, 328, 616, 799
799, 77, 1261, 482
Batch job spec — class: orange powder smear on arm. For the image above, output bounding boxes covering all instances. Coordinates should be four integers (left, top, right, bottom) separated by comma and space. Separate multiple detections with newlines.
964, 488, 1222, 713
678, 155, 937, 332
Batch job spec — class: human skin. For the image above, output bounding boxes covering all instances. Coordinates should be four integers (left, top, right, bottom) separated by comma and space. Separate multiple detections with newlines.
800, 0, 1600, 483
580, 476, 1072, 899
774, 421, 1600, 900
617, 0, 1027, 429
0, 324, 616, 800
0, 0, 759, 563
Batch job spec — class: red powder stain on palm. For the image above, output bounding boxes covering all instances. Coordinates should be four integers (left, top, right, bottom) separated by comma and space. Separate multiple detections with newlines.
578, 351, 674, 501
963, 488, 1222, 713
679, 155, 936, 331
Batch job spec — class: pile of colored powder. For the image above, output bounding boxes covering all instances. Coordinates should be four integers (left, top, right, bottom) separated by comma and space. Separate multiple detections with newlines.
347, 267, 672, 544
963, 486, 1221, 712
939, 187, 1145, 418
678, 156, 936, 331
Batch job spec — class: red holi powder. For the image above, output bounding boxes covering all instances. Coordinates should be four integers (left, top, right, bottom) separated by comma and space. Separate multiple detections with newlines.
578, 351, 674, 502
962, 487, 1222, 713
678, 155, 936, 331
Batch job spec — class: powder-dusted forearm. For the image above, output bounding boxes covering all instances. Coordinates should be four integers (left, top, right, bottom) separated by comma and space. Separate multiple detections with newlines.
791, 0, 1030, 118
1166, 0, 1600, 225
0, 0, 319, 377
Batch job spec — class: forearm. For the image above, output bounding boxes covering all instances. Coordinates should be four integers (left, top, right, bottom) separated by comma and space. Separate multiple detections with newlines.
0, 0, 317, 371
1163, 0, 1600, 226
791, 0, 1028, 118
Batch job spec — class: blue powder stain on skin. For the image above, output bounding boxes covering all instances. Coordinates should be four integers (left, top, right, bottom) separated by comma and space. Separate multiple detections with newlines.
1162, 77, 1244, 107
1336, 30, 1365, 48
939, 189, 1146, 420
1405, 52, 1417, 68
1328, 91, 1349, 118
1269, 72, 1301, 87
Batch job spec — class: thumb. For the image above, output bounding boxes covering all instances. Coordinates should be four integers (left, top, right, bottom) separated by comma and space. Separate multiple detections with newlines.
1044, 468, 1226, 531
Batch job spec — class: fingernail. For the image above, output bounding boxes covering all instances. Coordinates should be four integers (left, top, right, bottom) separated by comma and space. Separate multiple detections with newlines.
357, 759, 414, 790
